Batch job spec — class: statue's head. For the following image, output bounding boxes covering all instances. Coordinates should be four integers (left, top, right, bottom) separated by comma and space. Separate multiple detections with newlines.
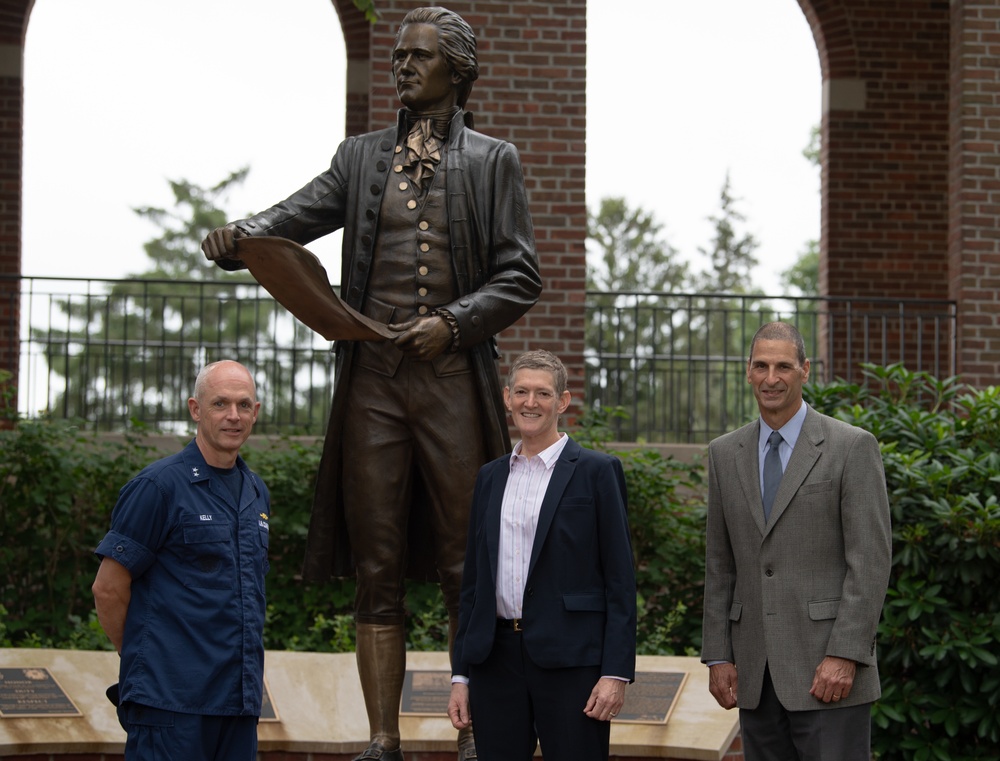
392, 7, 479, 109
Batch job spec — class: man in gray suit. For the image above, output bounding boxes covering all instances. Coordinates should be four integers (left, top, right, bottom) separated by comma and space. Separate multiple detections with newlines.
701, 321, 892, 761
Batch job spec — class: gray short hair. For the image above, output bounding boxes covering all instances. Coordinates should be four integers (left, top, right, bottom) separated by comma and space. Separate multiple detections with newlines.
748, 322, 808, 366
193, 360, 257, 401
507, 350, 568, 395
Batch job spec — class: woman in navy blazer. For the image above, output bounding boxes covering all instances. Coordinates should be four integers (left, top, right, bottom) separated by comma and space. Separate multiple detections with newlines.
447, 351, 636, 761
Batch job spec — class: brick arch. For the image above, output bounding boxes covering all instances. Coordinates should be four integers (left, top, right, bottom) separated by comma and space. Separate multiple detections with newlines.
791, 0, 954, 384
796, 0, 861, 81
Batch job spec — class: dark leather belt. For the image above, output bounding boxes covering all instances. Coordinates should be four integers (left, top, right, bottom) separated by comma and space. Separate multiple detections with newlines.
497, 617, 523, 632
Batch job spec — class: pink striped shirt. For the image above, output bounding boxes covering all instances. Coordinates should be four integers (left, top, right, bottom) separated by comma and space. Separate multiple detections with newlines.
495, 433, 569, 619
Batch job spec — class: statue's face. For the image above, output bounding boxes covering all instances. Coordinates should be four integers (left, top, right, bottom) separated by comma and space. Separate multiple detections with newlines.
392, 23, 460, 113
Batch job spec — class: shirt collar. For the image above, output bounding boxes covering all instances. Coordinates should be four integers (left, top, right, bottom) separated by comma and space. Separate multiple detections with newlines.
510, 433, 569, 471
759, 401, 808, 453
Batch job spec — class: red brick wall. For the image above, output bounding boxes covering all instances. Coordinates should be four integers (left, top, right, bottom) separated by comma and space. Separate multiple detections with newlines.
949, 1, 1000, 384
798, 0, 954, 382
333, 0, 588, 413
0, 0, 30, 417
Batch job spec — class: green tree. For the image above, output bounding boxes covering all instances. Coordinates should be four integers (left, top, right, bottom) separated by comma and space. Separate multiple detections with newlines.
586, 197, 687, 295
585, 198, 688, 438
32, 170, 327, 432
782, 125, 821, 297
693, 172, 760, 295
683, 175, 764, 437
781, 239, 819, 296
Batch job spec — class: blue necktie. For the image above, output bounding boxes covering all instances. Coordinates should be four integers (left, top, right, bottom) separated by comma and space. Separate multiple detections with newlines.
762, 431, 784, 522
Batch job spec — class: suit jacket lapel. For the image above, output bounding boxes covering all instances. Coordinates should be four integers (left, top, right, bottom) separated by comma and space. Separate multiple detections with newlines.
486, 459, 511, 587
766, 408, 824, 531
735, 420, 768, 535
526, 437, 580, 579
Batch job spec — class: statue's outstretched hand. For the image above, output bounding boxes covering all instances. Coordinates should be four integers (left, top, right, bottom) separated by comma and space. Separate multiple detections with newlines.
201, 223, 246, 262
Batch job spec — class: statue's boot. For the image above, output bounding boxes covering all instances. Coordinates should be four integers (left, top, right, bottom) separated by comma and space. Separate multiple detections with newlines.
353, 622, 406, 761
449, 616, 478, 760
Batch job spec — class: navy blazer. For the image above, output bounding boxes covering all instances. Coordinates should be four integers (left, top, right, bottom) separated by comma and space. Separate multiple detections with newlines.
452, 436, 637, 681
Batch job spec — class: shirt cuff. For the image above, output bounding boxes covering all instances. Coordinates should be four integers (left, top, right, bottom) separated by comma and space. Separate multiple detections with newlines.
451, 675, 470, 685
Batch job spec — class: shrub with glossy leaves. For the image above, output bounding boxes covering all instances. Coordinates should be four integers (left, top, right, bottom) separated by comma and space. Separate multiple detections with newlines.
806, 364, 1000, 760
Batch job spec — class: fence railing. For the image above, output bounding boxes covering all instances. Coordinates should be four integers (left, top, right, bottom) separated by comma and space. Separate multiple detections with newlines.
6, 277, 957, 442
585, 291, 956, 442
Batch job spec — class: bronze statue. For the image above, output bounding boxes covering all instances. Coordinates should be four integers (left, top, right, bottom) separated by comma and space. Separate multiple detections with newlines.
202, 8, 541, 761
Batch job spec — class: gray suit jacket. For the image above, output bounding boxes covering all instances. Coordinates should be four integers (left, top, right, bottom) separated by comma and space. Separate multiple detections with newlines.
701, 406, 892, 711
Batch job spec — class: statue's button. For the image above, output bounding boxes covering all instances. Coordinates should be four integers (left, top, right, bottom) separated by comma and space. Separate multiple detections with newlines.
420, 243, 430, 252
350, 287, 361, 298
418, 287, 428, 297
380, 141, 391, 151
394, 164, 403, 173
356, 259, 367, 271
418, 221, 429, 231
395, 145, 403, 154
407, 200, 417, 210
418, 305, 429, 315
376, 161, 387, 172
460, 299, 471, 308
366, 208, 376, 220
362, 235, 372, 246
418, 266, 429, 276
471, 316, 481, 326
399, 182, 408, 191
370, 184, 381, 195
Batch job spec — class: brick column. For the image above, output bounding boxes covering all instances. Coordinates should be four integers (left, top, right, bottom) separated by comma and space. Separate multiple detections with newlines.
798, 0, 953, 383
949, 1, 1000, 387
0, 0, 29, 419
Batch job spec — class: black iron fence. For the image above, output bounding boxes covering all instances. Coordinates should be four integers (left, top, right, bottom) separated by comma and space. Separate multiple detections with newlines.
6, 277, 956, 442
12, 276, 336, 434
586, 291, 956, 442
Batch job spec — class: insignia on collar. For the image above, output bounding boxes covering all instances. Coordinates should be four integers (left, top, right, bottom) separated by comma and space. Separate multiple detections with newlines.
192, 467, 201, 477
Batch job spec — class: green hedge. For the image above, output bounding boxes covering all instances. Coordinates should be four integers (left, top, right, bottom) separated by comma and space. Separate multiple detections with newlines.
2, 365, 998, 759
805, 365, 999, 760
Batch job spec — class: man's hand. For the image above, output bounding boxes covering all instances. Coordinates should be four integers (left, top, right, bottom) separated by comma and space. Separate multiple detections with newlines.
201, 223, 245, 262
708, 662, 738, 709
447, 682, 472, 730
583, 677, 626, 722
389, 316, 452, 360
809, 655, 857, 703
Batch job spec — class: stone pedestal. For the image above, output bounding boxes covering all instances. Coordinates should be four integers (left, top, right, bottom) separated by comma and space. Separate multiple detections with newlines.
0, 649, 741, 760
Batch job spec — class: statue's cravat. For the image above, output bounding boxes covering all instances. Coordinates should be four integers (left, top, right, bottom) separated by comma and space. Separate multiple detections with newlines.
403, 118, 444, 191
762, 430, 784, 522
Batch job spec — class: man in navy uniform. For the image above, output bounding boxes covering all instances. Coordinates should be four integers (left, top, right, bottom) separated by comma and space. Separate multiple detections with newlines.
93, 360, 270, 761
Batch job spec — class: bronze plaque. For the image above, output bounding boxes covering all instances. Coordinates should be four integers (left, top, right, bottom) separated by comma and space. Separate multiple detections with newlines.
0, 668, 82, 717
616, 671, 688, 724
400, 670, 450, 716
399, 669, 688, 725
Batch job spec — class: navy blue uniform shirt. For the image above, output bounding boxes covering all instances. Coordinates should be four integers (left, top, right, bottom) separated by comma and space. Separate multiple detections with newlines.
95, 439, 270, 716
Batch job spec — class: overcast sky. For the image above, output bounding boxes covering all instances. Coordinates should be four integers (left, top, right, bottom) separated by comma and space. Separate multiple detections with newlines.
21, 0, 820, 290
